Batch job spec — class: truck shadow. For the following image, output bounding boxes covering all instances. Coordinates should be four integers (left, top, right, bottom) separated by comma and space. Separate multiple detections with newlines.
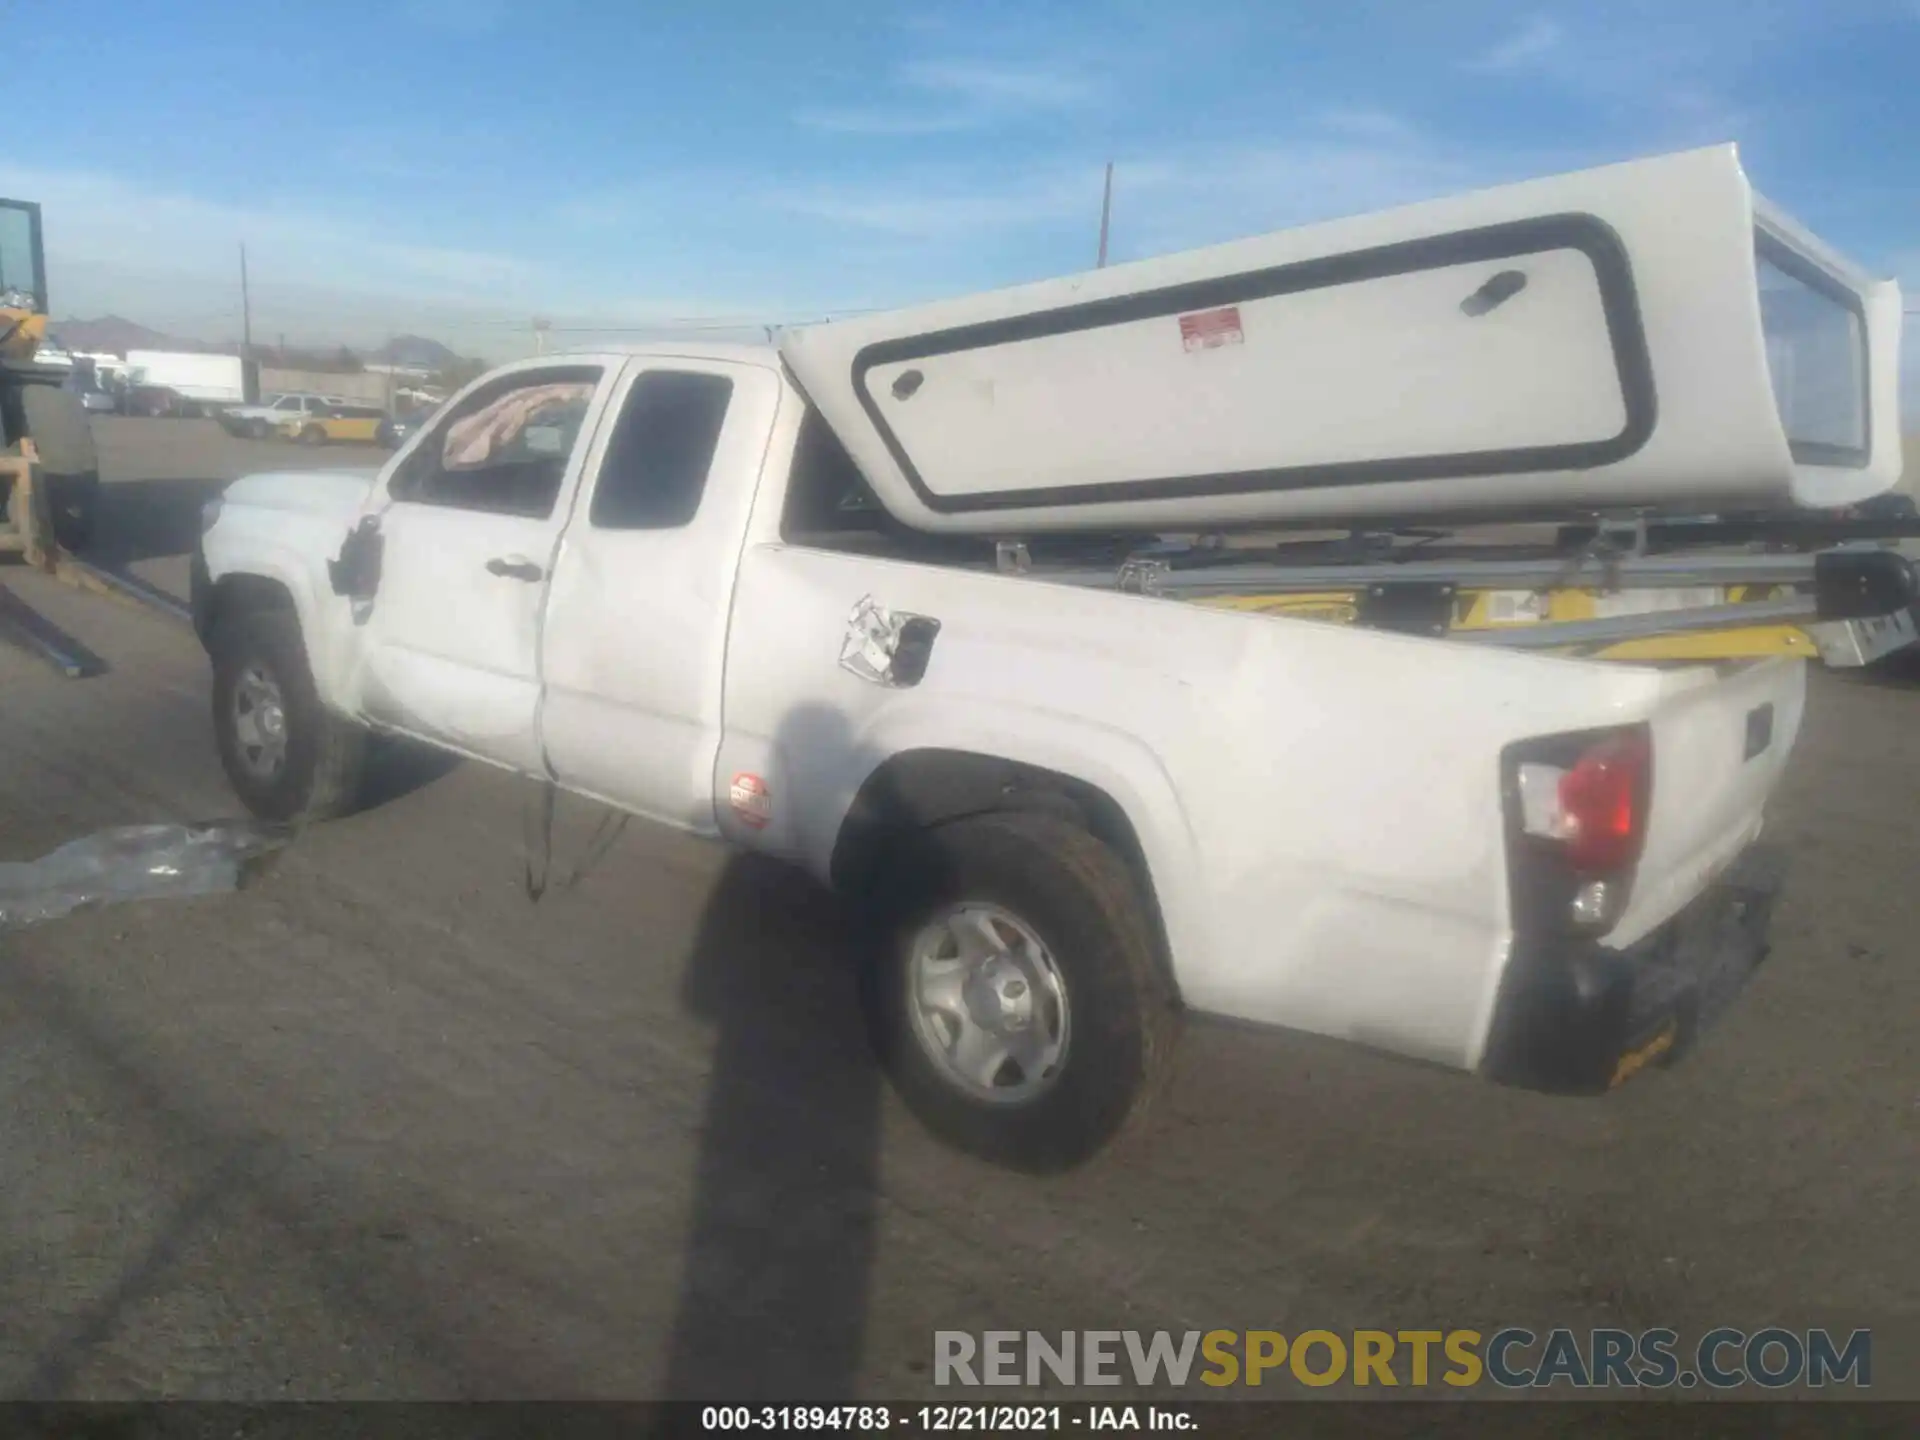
663, 702, 893, 1402
358, 737, 465, 811
1834, 644, 1920, 690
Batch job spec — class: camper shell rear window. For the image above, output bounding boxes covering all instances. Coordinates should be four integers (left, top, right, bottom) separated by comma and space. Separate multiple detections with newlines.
1756, 231, 1870, 469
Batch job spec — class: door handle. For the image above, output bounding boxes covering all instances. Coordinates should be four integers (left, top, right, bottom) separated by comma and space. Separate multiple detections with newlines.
486, 555, 544, 582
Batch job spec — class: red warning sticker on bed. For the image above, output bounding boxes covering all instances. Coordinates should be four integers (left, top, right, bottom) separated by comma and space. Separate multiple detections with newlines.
1178, 305, 1244, 352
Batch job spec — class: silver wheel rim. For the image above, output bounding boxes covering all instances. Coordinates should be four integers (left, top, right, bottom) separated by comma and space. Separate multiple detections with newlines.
906, 902, 1071, 1105
231, 663, 289, 781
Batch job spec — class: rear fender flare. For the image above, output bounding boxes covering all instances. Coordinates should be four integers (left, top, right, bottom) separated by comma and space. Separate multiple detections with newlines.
819, 704, 1206, 1003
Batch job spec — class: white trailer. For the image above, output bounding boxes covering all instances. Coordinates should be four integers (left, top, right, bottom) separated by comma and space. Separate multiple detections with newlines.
126, 350, 259, 407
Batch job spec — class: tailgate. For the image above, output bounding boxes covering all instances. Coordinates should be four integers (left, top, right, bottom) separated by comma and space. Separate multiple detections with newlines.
1607, 657, 1807, 948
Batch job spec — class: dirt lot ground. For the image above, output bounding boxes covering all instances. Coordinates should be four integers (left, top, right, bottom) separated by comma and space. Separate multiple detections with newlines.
0, 418, 1915, 1404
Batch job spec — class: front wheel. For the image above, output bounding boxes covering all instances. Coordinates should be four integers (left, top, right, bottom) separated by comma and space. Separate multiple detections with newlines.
211, 609, 367, 822
860, 810, 1177, 1171
247, 418, 270, 439
299, 424, 326, 446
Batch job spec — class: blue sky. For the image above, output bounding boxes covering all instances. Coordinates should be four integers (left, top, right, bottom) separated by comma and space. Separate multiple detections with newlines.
7, 0, 1918, 397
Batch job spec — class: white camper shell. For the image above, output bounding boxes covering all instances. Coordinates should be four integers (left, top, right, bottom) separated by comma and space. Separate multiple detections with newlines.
781, 145, 1903, 537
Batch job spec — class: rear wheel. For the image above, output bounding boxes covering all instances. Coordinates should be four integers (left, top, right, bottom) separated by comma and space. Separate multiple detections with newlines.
859, 810, 1177, 1171
211, 608, 367, 822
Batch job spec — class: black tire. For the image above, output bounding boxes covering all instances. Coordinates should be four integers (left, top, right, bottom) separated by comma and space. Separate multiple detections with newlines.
859, 810, 1177, 1172
300, 424, 326, 446
247, 418, 270, 439
211, 608, 367, 823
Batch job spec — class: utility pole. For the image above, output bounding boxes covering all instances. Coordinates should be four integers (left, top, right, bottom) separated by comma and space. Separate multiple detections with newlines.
533, 316, 550, 355
239, 243, 253, 358
1096, 161, 1114, 268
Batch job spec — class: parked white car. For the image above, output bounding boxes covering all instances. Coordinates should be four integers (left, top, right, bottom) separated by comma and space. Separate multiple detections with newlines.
190, 146, 1905, 1169
218, 391, 346, 439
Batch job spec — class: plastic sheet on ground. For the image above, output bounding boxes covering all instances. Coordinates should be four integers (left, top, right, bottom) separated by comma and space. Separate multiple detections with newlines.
0, 821, 292, 932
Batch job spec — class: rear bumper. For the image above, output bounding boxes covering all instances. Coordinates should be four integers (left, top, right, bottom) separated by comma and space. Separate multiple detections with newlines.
1481, 844, 1786, 1094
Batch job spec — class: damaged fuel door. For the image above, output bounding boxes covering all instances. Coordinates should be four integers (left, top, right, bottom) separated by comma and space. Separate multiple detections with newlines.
840, 594, 941, 687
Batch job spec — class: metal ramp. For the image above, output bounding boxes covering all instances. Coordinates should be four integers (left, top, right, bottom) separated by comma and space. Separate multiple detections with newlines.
0, 440, 191, 677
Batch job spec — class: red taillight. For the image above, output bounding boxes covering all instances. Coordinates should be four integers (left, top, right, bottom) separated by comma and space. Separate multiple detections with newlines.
1556, 731, 1650, 872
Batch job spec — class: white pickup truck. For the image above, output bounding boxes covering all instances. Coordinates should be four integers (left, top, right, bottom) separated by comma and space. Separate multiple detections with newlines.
191, 146, 1907, 1169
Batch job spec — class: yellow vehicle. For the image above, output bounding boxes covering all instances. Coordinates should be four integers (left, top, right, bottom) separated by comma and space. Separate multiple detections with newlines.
278, 400, 388, 446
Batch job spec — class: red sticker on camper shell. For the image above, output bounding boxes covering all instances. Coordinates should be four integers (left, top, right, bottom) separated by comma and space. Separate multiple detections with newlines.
1179, 305, 1244, 351
729, 773, 772, 829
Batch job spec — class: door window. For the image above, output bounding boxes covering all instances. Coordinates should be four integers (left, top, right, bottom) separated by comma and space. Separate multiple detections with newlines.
391, 366, 603, 518
589, 370, 734, 530
0, 200, 45, 312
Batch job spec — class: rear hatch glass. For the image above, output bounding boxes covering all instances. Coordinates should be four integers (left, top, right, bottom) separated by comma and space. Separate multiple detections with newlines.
1756, 233, 1869, 468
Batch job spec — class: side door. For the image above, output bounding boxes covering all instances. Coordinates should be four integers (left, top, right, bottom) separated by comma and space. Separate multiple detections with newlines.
351, 360, 615, 773
538, 355, 782, 832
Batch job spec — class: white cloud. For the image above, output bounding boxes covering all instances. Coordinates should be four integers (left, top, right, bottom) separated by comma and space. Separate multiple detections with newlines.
795, 58, 1096, 136
771, 171, 1101, 241
789, 109, 981, 138
1468, 15, 1565, 72
2, 164, 535, 305
769, 114, 1500, 259
1455, 6, 1756, 141
4, 161, 791, 357
896, 60, 1096, 111
1314, 108, 1422, 142
1110, 139, 1501, 259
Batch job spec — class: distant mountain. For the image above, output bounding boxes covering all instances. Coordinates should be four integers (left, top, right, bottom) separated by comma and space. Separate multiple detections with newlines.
375, 334, 459, 370
51, 315, 224, 356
